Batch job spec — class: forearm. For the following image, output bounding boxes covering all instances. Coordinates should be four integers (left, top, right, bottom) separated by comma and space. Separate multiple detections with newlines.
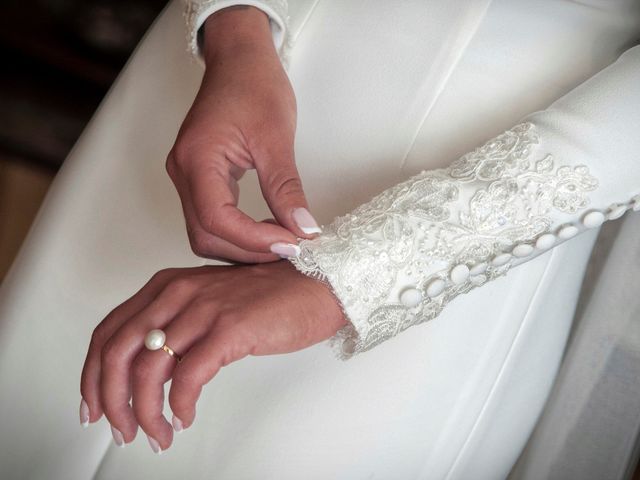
289, 45, 640, 360
201, 6, 274, 65
183, 0, 290, 64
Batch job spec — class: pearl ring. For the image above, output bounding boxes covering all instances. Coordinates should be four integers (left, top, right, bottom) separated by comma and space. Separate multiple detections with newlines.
144, 329, 182, 363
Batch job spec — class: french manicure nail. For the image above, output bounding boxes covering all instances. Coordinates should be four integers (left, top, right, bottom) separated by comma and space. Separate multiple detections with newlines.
79, 398, 90, 428
172, 415, 184, 433
292, 207, 322, 234
111, 426, 125, 448
147, 435, 162, 455
270, 242, 301, 258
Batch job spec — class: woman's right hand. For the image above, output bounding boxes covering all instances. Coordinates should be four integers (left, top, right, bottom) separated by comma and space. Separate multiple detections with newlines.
167, 6, 320, 264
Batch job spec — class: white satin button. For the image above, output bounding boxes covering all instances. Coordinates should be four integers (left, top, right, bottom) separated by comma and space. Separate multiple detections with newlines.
512, 244, 534, 257
426, 279, 446, 297
491, 253, 512, 266
582, 210, 605, 228
469, 262, 488, 276
399, 287, 422, 307
558, 225, 578, 240
536, 233, 556, 249
557, 225, 579, 239
607, 203, 627, 220
450, 264, 470, 284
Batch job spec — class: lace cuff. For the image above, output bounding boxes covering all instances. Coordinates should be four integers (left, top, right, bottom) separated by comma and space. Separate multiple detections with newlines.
289, 45, 640, 360
182, 0, 290, 66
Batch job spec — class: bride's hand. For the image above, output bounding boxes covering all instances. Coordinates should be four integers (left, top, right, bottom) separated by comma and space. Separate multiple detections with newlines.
80, 261, 346, 452
167, 6, 320, 264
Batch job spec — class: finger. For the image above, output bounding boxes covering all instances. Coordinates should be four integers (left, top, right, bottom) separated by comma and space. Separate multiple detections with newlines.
80, 268, 179, 425
131, 301, 214, 450
187, 223, 283, 264
188, 166, 300, 253
169, 317, 253, 428
253, 144, 321, 239
174, 167, 284, 263
99, 276, 199, 443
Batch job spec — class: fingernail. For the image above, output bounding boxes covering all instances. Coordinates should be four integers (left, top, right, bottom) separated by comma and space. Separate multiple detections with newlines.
110, 426, 125, 448
147, 435, 162, 455
270, 242, 301, 258
79, 398, 90, 428
172, 415, 184, 433
292, 207, 322, 235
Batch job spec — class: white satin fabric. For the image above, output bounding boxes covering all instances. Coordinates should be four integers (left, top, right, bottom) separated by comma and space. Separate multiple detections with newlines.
0, 1, 638, 479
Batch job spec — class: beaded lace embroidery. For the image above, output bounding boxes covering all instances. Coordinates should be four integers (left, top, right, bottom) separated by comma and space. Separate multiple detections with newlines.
183, 0, 291, 65
288, 122, 600, 359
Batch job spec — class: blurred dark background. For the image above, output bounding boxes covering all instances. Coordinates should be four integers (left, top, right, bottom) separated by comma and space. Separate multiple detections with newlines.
0, 0, 167, 278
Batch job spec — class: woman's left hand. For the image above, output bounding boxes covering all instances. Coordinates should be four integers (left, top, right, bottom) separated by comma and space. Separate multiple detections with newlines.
79, 261, 346, 452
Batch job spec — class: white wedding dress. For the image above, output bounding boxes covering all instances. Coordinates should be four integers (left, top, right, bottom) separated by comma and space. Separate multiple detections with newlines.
0, 1, 639, 479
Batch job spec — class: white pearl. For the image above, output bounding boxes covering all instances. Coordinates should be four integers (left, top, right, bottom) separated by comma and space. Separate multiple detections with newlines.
399, 287, 422, 308
144, 329, 166, 351
426, 278, 446, 297
607, 203, 627, 220
491, 253, 512, 266
450, 264, 470, 284
469, 262, 488, 276
536, 233, 556, 250
558, 224, 579, 239
582, 210, 605, 228
512, 244, 534, 258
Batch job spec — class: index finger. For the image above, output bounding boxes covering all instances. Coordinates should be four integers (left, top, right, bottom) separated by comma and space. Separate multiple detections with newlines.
188, 165, 300, 253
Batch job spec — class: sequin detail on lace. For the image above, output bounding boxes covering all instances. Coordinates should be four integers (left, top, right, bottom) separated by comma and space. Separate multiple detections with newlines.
182, 0, 291, 66
288, 122, 600, 359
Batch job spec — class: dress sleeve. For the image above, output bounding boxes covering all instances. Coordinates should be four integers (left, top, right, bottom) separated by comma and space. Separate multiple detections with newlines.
289, 44, 640, 360
182, 0, 290, 64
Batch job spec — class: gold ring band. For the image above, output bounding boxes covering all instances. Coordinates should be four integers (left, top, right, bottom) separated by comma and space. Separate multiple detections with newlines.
162, 344, 182, 363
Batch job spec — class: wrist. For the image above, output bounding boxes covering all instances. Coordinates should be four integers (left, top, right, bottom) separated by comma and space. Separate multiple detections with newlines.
283, 260, 350, 331
202, 6, 274, 65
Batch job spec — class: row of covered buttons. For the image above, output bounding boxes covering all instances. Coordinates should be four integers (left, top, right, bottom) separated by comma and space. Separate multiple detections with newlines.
398, 195, 640, 308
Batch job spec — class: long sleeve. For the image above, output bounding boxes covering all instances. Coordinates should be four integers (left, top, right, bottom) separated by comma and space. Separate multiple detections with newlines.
289, 45, 640, 360
182, 0, 290, 64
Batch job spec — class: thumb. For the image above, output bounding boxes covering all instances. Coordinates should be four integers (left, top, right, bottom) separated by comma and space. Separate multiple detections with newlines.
255, 151, 321, 238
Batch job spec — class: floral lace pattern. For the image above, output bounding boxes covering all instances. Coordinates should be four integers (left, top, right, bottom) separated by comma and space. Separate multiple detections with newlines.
183, 0, 290, 64
289, 122, 600, 360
